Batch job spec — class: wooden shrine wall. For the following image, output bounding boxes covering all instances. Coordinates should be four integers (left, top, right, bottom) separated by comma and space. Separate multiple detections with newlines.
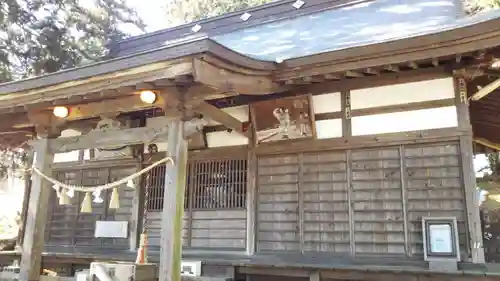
256, 141, 468, 259
145, 153, 248, 252
45, 165, 137, 250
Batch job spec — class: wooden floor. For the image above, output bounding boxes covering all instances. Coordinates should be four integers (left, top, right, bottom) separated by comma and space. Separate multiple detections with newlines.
2, 249, 500, 281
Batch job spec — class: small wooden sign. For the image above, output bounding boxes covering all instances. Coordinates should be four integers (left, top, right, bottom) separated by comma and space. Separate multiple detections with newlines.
94, 221, 128, 238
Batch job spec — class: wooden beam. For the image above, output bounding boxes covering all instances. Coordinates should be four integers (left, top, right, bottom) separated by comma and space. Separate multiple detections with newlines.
0, 60, 193, 109
65, 93, 165, 121
432, 58, 439, 67
352, 98, 455, 116
0, 114, 31, 130
454, 76, 485, 264
192, 58, 280, 95
135, 82, 156, 90
364, 68, 379, 75
195, 102, 250, 138
19, 136, 54, 281
470, 77, 500, 100
159, 119, 188, 281
474, 137, 500, 151
315, 98, 455, 121
345, 70, 363, 78
408, 62, 419, 69
255, 127, 468, 155
40, 116, 206, 153
384, 65, 400, 72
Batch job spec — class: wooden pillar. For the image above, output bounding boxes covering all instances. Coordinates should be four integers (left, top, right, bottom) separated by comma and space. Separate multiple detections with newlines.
19, 137, 54, 281
246, 146, 256, 255
454, 76, 485, 263
17, 151, 34, 250
159, 119, 188, 281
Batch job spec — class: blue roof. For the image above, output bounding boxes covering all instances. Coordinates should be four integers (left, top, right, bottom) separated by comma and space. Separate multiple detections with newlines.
212, 0, 500, 62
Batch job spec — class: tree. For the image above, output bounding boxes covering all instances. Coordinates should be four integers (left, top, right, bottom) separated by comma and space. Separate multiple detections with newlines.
0, 0, 145, 83
0, 0, 145, 248
165, 0, 275, 27
465, 0, 500, 14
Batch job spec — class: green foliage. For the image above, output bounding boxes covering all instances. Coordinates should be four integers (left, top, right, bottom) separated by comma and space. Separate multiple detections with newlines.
165, 0, 275, 26
0, 0, 145, 82
465, 0, 500, 14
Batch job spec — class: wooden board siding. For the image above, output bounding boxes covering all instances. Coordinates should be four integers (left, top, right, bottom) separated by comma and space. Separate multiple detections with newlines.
351, 147, 405, 255
257, 154, 300, 252
145, 212, 189, 251
145, 155, 248, 251
302, 151, 350, 254
190, 210, 246, 249
403, 142, 467, 259
146, 211, 246, 251
45, 166, 136, 250
256, 141, 468, 258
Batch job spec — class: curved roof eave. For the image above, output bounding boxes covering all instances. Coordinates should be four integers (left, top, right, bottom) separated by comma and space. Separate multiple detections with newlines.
276, 11, 500, 80
0, 38, 276, 97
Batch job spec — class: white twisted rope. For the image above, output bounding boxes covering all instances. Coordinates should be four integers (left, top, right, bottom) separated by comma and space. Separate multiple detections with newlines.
32, 156, 174, 193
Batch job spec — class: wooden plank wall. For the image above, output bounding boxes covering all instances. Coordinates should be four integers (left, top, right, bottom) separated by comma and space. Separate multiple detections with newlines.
145, 156, 248, 252
404, 142, 467, 257
256, 141, 468, 259
45, 166, 136, 250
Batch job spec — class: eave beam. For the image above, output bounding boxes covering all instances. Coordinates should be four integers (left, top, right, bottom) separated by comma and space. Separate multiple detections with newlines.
192, 58, 281, 95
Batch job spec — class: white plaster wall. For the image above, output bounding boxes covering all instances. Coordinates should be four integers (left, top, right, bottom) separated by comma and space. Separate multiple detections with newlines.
352, 106, 458, 136
312, 92, 341, 113
206, 131, 249, 147
315, 119, 343, 139
350, 77, 455, 109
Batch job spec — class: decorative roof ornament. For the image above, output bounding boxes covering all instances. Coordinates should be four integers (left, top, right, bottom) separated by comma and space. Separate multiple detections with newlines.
191, 24, 202, 32
292, 0, 305, 9
240, 12, 252, 21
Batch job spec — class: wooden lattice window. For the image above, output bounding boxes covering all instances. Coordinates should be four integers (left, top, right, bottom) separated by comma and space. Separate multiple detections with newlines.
189, 158, 247, 210
144, 164, 168, 212
144, 158, 247, 212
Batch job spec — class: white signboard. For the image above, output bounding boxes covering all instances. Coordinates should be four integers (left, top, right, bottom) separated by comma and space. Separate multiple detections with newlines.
429, 224, 453, 254
94, 221, 128, 238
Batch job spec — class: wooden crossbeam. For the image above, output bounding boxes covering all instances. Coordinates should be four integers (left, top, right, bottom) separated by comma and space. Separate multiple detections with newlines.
195, 102, 250, 138
34, 116, 206, 153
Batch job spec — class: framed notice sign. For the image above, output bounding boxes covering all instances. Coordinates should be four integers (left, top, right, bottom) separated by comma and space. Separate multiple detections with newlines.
422, 217, 460, 262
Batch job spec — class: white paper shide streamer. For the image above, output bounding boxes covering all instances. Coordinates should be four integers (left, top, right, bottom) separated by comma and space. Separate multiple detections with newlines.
32, 156, 174, 213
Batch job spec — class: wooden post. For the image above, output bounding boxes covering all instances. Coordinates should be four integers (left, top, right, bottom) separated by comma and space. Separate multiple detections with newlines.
246, 147, 256, 255
19, 137, 54, 281
16, 151, 34, 250
454, 76, 485, 263
159, 119, 188, 281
